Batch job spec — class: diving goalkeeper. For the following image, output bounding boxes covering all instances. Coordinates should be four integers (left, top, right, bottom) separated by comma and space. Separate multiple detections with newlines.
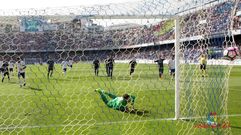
95, 88, 136, 112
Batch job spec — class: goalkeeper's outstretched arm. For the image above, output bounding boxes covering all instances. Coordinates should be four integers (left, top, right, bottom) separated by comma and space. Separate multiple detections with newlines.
130, 95, 136, 109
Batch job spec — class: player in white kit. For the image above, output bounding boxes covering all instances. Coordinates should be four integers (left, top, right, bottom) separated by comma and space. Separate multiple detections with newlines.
68, 60, 73, 69
61, 60, 68, 76
9, 61, 14, 76
0, 60, 3, 73
16, 58, 26, 87
168, 56, 175, 79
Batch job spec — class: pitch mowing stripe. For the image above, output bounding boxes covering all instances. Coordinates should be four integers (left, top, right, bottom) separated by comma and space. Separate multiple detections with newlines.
0, 114, 240, 130
230, 89, 241, 92
2, 85, 238, 97
0, 88, 176, 97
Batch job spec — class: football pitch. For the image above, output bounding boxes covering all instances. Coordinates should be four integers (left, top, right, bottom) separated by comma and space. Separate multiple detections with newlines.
0, 63, 240, 135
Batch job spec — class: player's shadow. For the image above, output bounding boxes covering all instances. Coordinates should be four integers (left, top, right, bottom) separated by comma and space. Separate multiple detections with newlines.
181, 119, 196, 122
8, 81, 17, 84
113, 77, 133, 81
53, 78, 71, 82
231, 126, 241, 129
28, 86, 42, 91
97, 75, 111, 78
125, 109, 150, 117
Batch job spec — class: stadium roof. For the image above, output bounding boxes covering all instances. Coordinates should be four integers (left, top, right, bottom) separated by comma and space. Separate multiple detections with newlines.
105, 23, 141, 30
0, 0, 225, 18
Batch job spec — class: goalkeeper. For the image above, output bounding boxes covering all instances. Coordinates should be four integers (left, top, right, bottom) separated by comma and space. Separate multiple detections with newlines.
95, 88, 136, 112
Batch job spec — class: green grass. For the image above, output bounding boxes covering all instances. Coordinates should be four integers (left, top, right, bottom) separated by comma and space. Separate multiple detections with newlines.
0, 63, 240, 135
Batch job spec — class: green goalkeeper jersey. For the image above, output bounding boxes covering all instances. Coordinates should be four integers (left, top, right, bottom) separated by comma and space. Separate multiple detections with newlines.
107, 96, 135, 111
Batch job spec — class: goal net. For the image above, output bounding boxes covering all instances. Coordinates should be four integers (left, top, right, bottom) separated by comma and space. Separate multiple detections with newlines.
0, 0, 239, 134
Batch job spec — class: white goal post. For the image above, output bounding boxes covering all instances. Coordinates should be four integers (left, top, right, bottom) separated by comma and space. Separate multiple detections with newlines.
175, 16, 181, 120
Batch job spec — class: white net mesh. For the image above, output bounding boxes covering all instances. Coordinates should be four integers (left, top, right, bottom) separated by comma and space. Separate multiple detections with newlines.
0, 0, 240, 134
177, 0, 239, 134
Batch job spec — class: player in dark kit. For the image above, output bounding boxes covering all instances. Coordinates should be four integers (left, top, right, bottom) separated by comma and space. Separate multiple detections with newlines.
129, 59, 137, 75
1, 61, 10, 82
107, 56, 115, 79
93, 59, 100, 76
154, 55, 165, 79
47, 59, 55, 79
105, 58, 109, 76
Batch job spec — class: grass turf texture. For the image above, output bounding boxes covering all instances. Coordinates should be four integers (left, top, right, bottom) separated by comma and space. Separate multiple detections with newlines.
0, 63, 240, 135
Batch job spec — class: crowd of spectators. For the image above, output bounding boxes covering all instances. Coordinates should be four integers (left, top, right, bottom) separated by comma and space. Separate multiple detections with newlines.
0, 1, 239, 52
181, 1, 233, 38
0, 1, 241, 64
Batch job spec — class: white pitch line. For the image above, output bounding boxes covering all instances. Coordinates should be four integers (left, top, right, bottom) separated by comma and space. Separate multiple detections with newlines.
227, 114, 241, 117
0, 117, 175, 130
0, 114, 240, 130
179, 114, 241, 120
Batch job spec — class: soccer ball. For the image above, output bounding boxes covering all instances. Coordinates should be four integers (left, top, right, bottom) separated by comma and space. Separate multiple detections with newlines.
223, 47, 239, 60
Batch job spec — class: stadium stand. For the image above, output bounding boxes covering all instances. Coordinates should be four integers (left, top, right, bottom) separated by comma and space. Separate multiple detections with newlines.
0, 1, 241, 63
